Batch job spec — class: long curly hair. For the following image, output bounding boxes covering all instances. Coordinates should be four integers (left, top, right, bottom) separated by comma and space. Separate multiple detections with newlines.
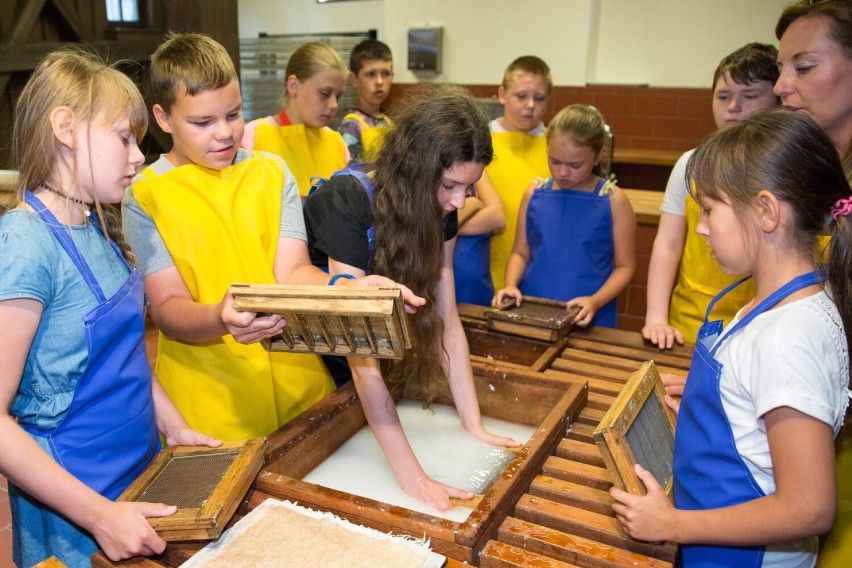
372, 85, 492, 404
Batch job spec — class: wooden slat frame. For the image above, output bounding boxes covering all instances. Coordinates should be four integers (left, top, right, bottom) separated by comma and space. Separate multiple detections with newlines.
592, 361, 677, 498
485, 296, 580, 341
117, 438, 267, 541
229, 284, 412, 358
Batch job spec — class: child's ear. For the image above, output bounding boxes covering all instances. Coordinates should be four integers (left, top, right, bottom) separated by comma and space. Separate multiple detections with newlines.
286, 75, 300, 98
348, 72, 358, 87
152, 104, 172, 134
755, 189, 781, 232
497, 85, 506, 105
50, 106, 75, 149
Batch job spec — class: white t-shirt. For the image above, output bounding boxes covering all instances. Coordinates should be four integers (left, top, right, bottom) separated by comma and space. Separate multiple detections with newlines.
714, 290, 849, 568
660, 148, 695, 216
489, 118, 545, 136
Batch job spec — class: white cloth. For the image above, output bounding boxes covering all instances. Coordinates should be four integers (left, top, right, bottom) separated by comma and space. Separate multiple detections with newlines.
714, 290, 849, 568
488, 118, 545, 136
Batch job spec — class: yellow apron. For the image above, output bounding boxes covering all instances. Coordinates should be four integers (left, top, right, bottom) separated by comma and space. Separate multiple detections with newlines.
342, 111, 389, 163
817, 431, 852, 567
252, 123, 348, 197
132, 154, 333, 440
670, 197, 754, 343
485, 131, 549, 289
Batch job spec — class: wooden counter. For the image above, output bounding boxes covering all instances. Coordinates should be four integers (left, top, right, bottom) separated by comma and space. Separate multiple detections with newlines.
623, 188, 663, 225
94, 313, 694, 568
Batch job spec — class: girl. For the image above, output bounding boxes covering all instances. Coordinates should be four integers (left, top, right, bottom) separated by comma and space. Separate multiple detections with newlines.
610, 109, 852, 567
0, 49, 219, 567
453, 170, 505, 306
242, 41, 349, 197
303, 86, 520, 512
493, 104, 636, 328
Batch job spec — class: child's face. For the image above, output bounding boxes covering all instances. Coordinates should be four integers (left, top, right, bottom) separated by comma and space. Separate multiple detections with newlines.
775, 15, 852, 145
155, 79, 244, 170
498, 71, 550, 133
437, 161, 484, 217
694, 192, 752, 276
351, 59, 393, 109
711, 73, 777, 129
287, 69, 346, 128
547, 135, 600, 191
75, 110, 145, 203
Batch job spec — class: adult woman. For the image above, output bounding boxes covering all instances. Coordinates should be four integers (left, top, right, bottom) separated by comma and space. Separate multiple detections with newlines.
775, 3, 852, 565
303, 86, 519, 511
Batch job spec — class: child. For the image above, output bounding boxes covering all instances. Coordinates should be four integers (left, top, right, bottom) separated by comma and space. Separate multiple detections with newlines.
303, 86, 520, 512
0, 48, 219, 567
494, 104, 636, 328
611, 109, 852, 568
122, 33, 422, 441
453, 170, 505, 306
338, 38, 393, 163
486, 55, 552, 290
242, 41, 349, 196
644, 43, 779, 348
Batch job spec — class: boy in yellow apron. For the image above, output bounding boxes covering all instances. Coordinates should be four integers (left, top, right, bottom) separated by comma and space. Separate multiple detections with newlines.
338, 39, 394, 164
486, 56, 552, 289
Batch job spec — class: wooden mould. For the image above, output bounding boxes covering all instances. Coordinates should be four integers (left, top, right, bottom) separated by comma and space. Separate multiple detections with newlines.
485, 296, 580, 341
593, 360, 677, 498
230, 284, 411, 358
251, 362, 587, 564
116, 439, 267, 541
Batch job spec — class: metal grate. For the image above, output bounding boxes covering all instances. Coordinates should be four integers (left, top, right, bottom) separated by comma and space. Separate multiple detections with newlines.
239, 31, 376, 127
135, 451, 238, 508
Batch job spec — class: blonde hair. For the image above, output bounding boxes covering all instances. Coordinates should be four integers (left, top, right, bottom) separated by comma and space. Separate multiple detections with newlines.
281, 42, 347, 106
501, 55, 552, 95
150, 32, 238, 113
9, 47, 147, 263
546, 104, 608, 175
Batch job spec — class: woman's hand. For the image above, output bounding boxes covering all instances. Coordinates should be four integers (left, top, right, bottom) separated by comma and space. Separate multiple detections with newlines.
642, 322, 685, 350
91, 501, 176, 560
219, 290, 285, 344
610, 464, 677, 543
567, 296, 597, 327
493, 286, 522, 307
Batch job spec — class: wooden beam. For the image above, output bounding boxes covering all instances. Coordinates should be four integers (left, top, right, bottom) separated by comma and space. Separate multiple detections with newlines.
4, 0, 48, 44
0, 38, 163, 73
51, 0, 94, 41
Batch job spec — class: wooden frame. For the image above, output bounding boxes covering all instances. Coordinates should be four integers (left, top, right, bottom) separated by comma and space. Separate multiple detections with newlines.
485, 296, 580, 341
230, 284, 411, 358
117, 438, 267, 541
593, 360, 677, 498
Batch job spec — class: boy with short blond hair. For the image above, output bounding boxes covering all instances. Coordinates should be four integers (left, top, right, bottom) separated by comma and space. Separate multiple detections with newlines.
122, 33, 419, 440
338, 39, 394, 163
487, 55, 552, 289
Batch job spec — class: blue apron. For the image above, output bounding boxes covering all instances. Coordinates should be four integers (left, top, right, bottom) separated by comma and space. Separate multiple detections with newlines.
453, 185, 494, 306
520, 177, 616, 327
673, 270, 822, 566
21, 192, 159, 500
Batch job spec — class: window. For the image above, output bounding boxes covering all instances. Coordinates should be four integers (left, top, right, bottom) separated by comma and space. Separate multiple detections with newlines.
106, 0, 139, 23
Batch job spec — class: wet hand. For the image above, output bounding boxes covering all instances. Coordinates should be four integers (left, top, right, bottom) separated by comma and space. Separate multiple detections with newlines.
467, 423, 521, 448
93, 501, 175, 560
642, 322, 685, 350
404, 475, 472, 512
610, 464, 675, 543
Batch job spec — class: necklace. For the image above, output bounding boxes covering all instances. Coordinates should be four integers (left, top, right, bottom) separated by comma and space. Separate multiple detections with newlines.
39, 182, 92, 217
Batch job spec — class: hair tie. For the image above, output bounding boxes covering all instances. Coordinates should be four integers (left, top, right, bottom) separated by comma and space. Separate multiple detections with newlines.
831, 196, 852, 220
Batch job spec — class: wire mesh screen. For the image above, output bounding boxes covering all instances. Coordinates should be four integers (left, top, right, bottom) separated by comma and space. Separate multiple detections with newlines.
135, 451, 238, 508
239, 31, 376, 127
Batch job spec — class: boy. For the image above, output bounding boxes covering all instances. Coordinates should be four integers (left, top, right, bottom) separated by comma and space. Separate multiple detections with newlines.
338, 39, 394, 163
643, 43, 779, 348
486, 55, 552, 290
122, 33, 420, 440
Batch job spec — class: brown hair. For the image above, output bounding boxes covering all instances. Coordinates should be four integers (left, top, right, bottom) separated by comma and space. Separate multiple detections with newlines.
687, 109, 852, 381
349, 39, 392, 74
373, 85, 493, 404
149, 32, 238, 113
501, 55, 552, 95
712, 42, 780, 89
9, 47, 147, 264
546, 104, 608, 176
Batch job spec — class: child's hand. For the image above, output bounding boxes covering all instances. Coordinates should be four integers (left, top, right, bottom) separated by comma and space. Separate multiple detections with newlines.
92, 501, 175, 560
567, 297, 596, 327
610, 464, 676, 543
493, 287, 522, 307
163, 428, 223, 449
466, 422, 521, 449
402, 474, 472, 512
346, 274, 427, 314
642, 322, 685, 350
660, 373, 686, 414
219, 290, 286, 344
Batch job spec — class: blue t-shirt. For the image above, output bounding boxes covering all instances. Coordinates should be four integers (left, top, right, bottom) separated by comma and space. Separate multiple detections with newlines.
0, 208, 129, 429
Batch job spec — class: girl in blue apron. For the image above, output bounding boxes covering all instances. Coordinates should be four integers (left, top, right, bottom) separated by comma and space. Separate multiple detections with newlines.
0, 49, 219, 568
493, 104, 636, 328
304, 87, 521, 513
453, 171, 505, 306
610, 110, 852, 567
